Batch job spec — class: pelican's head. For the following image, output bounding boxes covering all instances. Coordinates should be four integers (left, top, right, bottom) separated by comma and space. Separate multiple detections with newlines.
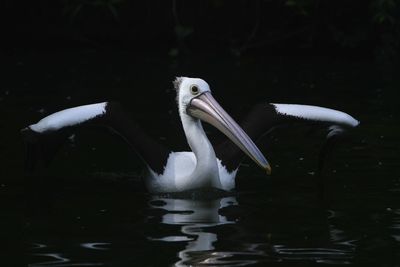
173, 77, 271, 174
174, 77, 211, 116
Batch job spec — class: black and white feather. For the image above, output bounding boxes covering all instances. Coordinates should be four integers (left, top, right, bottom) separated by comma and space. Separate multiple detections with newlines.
215, 103, 359, 172
22, 101, 170, 174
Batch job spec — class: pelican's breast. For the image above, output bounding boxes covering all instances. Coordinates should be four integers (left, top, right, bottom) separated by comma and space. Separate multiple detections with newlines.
146, 153, 237, 193
146, 152, 197, 193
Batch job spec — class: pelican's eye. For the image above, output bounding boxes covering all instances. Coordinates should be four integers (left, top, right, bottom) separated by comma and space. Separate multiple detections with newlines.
190, 85, 199, 95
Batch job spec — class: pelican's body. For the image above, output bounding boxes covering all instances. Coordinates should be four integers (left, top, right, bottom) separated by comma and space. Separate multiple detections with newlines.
147, 152, 237, 193
23, 77, 359, 194
146, 78, 244, 192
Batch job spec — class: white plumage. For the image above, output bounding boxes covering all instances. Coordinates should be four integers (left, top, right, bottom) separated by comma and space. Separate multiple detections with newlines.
146, 152, 237, 193
29, 102, 107, 133
272, 104, 359, 127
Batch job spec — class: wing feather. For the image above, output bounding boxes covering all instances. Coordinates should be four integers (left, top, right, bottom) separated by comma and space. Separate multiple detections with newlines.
22, 102, 171, 174
215, 103, 359, 172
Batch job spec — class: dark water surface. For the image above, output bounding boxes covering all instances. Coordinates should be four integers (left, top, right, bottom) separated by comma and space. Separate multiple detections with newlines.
1, 51, 399, 266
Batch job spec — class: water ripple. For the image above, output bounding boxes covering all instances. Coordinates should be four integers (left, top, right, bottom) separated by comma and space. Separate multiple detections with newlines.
81, 243, 110, 251
272, 245, 354, 264
28, 253, 104, 267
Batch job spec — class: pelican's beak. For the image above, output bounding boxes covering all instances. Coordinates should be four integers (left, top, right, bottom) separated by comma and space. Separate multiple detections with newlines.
187, 92, 271, 174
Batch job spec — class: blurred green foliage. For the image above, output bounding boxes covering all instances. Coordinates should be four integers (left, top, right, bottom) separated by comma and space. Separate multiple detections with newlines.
371, 0, 397, 24
285, 0, 397, 25
63, 0, 125, 22
285, 0, 314, 16
3, 0, 399, 58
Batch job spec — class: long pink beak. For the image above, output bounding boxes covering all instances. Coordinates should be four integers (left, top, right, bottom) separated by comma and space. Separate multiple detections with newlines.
187, 92, 271, 174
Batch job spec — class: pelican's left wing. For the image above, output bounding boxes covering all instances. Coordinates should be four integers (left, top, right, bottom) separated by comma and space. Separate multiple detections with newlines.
215, 103, 360, 173
22, 102, 171, 174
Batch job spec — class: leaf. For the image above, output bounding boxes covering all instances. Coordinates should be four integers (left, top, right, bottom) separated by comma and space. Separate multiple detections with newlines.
174, 25, 193, 39
168, 48, 179, 57
108, 4, 120, 21
285, 0, 297, 7
69, 4, 82, 22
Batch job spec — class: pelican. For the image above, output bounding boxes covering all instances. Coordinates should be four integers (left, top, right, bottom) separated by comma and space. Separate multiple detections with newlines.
22, 77, 359, 193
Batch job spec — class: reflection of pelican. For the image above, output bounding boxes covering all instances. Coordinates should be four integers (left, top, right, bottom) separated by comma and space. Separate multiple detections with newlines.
22, 77, 359, 193
149, 196, 238, 267
148, 196, 356, 266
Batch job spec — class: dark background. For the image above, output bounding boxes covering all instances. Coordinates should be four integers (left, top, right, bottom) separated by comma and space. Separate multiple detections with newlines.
1, 0, 399, 178
2, 0, 400, 55
1, 1, 400, 266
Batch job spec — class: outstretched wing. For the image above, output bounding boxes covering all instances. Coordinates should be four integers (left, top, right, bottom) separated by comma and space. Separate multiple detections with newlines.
22, 102, 171, 174
215, 103, 360, 172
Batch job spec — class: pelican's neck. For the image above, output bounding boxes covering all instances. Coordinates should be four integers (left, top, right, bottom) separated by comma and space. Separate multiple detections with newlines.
179, 112, 220, 188
181, 113, 216, 169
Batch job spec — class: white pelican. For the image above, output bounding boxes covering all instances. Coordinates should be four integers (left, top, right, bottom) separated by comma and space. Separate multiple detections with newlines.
22, 77, 359, 193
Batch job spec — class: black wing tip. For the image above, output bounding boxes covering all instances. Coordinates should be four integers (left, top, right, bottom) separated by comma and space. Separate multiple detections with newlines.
21, 126, 41, 143
105, 101, 127, 119
21, 126, 37, 135
104, 101, 117, 112
21, 127, 31, 133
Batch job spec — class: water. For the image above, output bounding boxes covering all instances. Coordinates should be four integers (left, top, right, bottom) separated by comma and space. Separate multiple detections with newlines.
1, 50, 399, 266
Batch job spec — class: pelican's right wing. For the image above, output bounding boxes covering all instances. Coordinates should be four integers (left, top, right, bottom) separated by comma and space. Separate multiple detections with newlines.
22, 102, 170, 174
215, 103, 360, 173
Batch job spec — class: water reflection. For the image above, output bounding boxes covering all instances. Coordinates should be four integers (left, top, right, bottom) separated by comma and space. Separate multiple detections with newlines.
80, 243, 110, 251
24, 193, 362, 266
391, 209, 400, 242
29, 251, 103, 267
148, 194, 357, 266
149, 195, 240, 266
